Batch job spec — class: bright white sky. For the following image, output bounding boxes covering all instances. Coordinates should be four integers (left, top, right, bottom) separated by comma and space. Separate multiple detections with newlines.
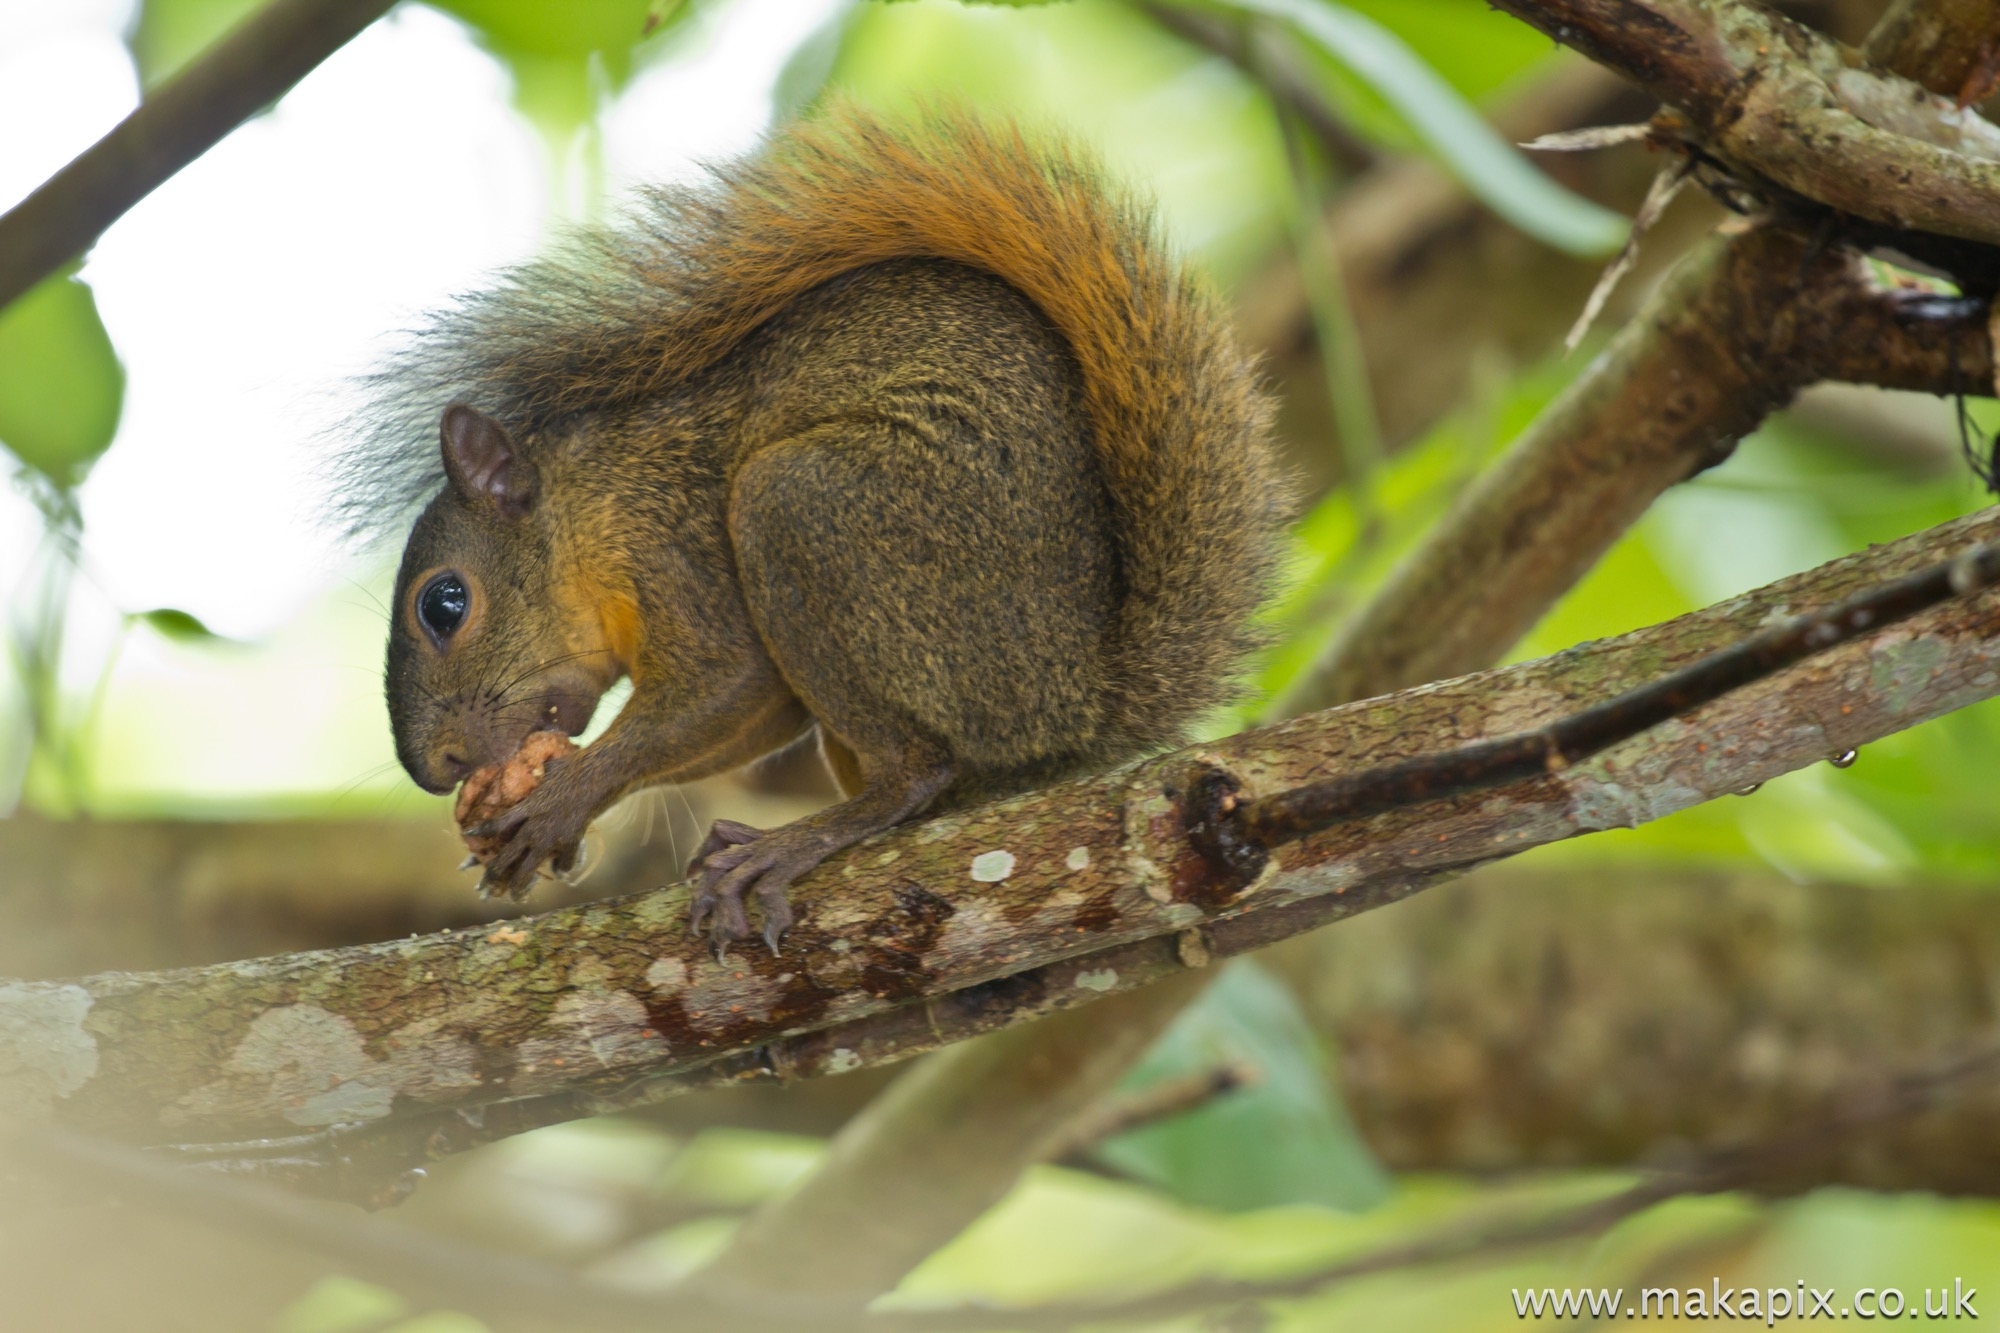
0, 0, 841, 809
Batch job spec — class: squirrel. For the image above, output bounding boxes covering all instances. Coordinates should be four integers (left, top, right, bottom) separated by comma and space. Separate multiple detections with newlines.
343, 107, 1286, 951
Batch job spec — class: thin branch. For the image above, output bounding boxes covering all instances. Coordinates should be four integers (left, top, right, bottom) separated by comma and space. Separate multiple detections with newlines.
1048, 1060, 1257, 1162
0, 0, 395, 312
1564, 159, 1693, 350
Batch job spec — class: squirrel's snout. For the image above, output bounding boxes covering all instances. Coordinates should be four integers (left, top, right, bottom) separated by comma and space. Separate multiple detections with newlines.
405, 750, 468, 795
399, 718, 502, 794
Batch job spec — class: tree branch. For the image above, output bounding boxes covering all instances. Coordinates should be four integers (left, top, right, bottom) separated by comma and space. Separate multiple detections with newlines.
1275, 863, 2000, 1194
1289, 227, 1942, 712
1866, 0, 2000, 93
0, 0, 395, 313
1490, 0, 2000, 247
1283, 0, 2000, 716
682, 972, 1210, 1308
25, 1032, 1997, 1333
5, 508, 1998, 1169
1202, 535, 2000, 883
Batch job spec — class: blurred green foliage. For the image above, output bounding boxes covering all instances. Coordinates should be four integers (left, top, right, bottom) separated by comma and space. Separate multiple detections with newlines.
1221, 0, 1625, 253
8, 0, 2000, 1327
124, 0, 701, 201
424, 0, 684, 155
1095, 960, 1391, 1212
133, 606, 226, 643
307, 1113, 2000, 1326
0, 271, 123, 490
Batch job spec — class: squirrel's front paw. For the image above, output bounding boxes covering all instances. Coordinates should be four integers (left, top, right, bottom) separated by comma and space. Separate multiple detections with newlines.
468, 789, 587, 901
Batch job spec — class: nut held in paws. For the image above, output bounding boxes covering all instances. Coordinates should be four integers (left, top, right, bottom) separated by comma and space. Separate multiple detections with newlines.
454, 731, 579, 863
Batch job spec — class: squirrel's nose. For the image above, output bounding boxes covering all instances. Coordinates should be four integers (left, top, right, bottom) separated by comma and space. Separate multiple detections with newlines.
437, 750, 474, 784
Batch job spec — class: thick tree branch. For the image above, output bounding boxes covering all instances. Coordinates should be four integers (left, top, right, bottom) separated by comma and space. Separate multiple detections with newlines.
1492, 0, 2000, 246
1275, 863, 2000, 1194
1283, 0, 1998, 717
0, 0, 395, 312
1283, 226, 1972, 713
4, 508, 1997, 1159
620, 862, 2000, 1196
1207, 535, 2000, 883
1238, 4, 1911, 484
1866, 0, 2000, 92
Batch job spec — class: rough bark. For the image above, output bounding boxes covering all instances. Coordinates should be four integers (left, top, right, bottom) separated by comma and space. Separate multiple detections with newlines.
4, 509, 1997, 1152
1229, 3, 1911, 494
0, 0, 396, 312
1486, 0, 2000, 247
622, 860, 2000, 1199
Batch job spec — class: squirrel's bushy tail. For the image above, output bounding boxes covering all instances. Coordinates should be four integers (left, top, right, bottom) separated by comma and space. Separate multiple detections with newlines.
351, 106, 1286, 749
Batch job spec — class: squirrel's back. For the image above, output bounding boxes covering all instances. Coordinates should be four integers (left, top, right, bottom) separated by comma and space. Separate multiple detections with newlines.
349, 106, 1286, 755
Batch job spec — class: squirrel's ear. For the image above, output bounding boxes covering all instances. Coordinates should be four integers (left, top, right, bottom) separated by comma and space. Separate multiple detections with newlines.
439, 404, 535, 520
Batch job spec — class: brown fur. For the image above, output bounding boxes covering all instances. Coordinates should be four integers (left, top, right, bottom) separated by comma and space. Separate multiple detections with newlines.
366, 108, 1287, 942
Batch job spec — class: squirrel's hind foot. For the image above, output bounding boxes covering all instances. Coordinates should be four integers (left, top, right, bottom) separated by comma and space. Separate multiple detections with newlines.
687, 820, 798, 958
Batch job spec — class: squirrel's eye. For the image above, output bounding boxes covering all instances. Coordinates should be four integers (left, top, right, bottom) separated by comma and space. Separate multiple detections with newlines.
417, 574, 470, 639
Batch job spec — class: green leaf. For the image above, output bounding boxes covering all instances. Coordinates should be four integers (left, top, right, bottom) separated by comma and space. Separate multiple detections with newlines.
1220, 0, 1628, 255
1094, 960, 1390, 1212
0, 271, 124, 490
128, 0, 266, 87
134, 608, 226, 643
425, 0, 662, 59
422, 0, 698, 172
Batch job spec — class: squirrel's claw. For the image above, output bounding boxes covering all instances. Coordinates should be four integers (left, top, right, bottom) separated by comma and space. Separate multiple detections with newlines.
687, 821, 805, 956
757, 888, 794, 957
469, 786, 587, 902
